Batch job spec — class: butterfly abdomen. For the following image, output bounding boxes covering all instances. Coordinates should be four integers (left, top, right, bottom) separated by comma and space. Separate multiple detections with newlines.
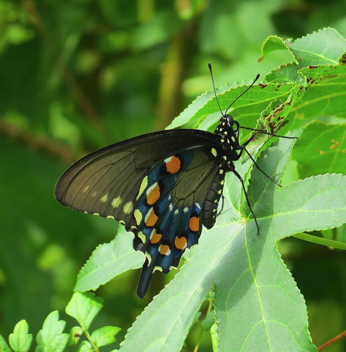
202, 169, 225, 229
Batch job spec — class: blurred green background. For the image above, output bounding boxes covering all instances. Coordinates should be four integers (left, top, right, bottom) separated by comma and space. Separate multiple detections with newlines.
0, 0, 345, 351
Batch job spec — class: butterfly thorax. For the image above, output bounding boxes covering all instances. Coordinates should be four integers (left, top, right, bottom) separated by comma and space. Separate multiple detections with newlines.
213, 114, 240, 171
202, 115, 241, 229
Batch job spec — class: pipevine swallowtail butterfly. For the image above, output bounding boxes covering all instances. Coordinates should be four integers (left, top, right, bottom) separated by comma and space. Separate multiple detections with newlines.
54, 64, 297, 298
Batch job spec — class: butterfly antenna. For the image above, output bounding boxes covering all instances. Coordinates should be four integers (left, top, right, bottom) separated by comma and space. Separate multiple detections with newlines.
208, 63, 224, 116
224, 74, 260, 115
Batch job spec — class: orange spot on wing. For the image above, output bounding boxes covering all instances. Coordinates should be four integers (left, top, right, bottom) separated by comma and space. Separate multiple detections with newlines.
159, 244, 171, 256
150, 229, 162, 244
175, 236, 187, 250
147, 183, 160, 205
189, 216, 199, 232
166, 156, 181, 174
145, 208, 158, 227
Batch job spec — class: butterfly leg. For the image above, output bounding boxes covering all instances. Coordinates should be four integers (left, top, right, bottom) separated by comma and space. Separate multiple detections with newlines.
232, 169, 259, 236
217, 195, 225, 216
243, 148, 282, 187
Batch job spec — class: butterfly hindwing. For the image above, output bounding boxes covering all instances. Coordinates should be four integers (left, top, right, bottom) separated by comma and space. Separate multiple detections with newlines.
132, 150, 220, 297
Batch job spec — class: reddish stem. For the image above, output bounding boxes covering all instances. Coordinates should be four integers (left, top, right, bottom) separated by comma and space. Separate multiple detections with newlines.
318, 330, 346, 351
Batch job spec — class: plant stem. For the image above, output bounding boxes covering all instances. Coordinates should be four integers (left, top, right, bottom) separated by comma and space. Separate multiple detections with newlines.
83, 327, 99, 352
318, 330, 346, 351
293, 233, 346, 250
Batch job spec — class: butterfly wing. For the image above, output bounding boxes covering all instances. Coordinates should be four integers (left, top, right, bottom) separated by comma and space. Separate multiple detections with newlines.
133, 149, 222, 297
55, 129, 224, 297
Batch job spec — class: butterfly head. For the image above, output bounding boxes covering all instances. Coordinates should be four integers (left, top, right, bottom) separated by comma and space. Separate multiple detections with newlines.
216, 114, 238, 133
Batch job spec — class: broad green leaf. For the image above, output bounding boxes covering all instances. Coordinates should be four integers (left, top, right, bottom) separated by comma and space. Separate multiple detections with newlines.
76, 341, 93, 352
167, 82, 294, 130
292, 121, 346, 178
0, 336, 11, 352
120, 132, 346, 352
120, 129, 346, 351
289, 64, 346, 126
264, 63, 305, 84
91, 326, 121, 347
260, 29, 346, 68
287, 28, 346, 67
9, 320, 32, 352
36, 311, 69, 352
75, 227, 143, 291
69, 327, 83, 346
66, 292, 103, 330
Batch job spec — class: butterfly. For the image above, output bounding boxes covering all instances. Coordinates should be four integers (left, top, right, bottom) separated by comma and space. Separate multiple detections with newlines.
54, 64, 296, 298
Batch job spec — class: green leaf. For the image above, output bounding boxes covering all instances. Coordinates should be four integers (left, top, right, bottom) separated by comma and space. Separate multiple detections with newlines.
75, 227, 143, 292
120, 128, 346, 351
0, 336, 11, 352
9, 320, 32, 352
35, 311, 69, 352
289, 64, 346, 128
287, 28, 346, 67
201, 311, 216, 331
264, 63, 305, 84
68, 327, 83, 346
259, 35, 295, 63
257, 85, 304, 136
260, 28, 346, 68
65, 292, 104, 330
210, 323, 218, 352
91, 326, 121, 347
292, 121, 346, 178
76, 341, 93, 352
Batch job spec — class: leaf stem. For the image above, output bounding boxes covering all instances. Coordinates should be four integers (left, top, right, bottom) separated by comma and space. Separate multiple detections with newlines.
82, 326, 98, 352
293, 233, 346, 250
317, 330, 346, 351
